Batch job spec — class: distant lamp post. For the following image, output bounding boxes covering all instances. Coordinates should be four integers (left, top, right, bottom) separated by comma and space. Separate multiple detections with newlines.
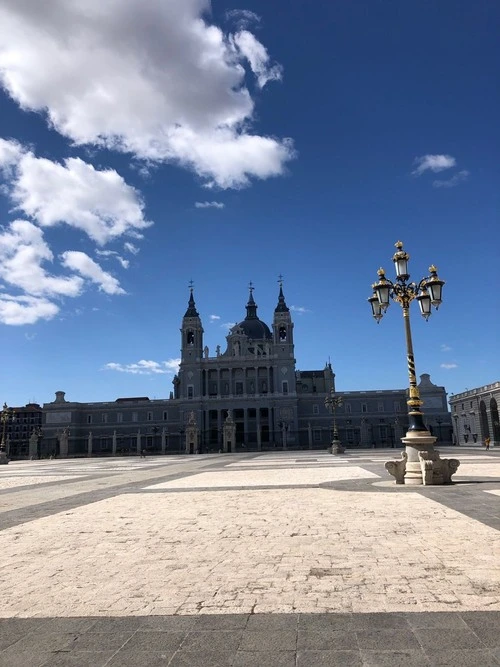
435, 417, 443, 442
0, 403, 15, 465
178, 426, 185, 454
369, 242, 458, 485
324, 390, 344, 455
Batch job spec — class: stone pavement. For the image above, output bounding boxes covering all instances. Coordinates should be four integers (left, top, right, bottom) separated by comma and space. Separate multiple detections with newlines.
0, 448, 499, 666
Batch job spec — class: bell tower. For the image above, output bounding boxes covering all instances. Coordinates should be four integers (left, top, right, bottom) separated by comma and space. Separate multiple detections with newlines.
272, 276, 296, 395
273, 276, 294, 350
178, 283, 204, 400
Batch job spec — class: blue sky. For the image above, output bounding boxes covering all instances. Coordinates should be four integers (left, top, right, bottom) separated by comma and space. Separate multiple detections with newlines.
0, 0, 498, 407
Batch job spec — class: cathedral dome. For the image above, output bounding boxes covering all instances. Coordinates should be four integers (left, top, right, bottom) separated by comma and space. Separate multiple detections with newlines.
234, 318, 272, 340
232, 285, 272, 340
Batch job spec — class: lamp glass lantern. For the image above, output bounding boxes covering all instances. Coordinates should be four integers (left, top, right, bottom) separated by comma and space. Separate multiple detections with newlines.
416, 288, 432, 320
368, 292, 383, 323
374, 269, 391, 310
426, 265, 444, 308
392, 242, 410, 280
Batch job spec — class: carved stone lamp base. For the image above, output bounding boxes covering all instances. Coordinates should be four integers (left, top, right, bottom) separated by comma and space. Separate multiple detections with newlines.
385, 431, 460, 485
330, 440, 345, 455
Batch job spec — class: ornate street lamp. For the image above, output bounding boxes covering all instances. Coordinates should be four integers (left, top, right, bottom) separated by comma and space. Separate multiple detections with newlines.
369, 242, 458, 485
324, 390, 344, 455
0, 403, 15, 465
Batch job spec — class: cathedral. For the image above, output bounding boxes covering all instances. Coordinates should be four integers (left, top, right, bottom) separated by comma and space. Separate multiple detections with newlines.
39, 283, 452, 458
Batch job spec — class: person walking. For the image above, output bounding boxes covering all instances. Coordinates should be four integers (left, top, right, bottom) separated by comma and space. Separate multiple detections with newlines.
484, 437, 491, 451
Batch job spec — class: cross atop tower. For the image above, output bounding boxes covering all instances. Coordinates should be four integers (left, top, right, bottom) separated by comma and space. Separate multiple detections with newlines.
248, 281, 254, 295
278, 274, 284, 288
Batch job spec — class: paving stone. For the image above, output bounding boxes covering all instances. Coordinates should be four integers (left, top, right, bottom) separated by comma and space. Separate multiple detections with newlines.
40, 650, 116, 666
122, 630, 186, 651
405, 612, 468, 629
239, 629, 297, 651
296, 649, 363, 666
299, 613, 354, 630
350, 613, 411, 629
297, 628, 357, 650
246, 614, 298, 631
179, 629, 243, 652
360, 649, 431, 666
194, 613, 249, 630
356, 629, 421, 651
415, 627, 484, 650
70, 631, 134, 651
423, 648, 500, 666
106, 649, 176, 666
233, 650, 296, 667
168, 649, 236, 666
0, 651, 52, 667
4, 632, 77, 652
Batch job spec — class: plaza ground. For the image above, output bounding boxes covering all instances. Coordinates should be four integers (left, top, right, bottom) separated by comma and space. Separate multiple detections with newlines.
0, 448, 499, 666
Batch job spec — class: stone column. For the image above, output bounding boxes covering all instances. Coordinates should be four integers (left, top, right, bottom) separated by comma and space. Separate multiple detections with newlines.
161, 427, 166, 454
29, 430, 38, 459
59, 428, 69, 458
87, 432, 93, 458
256, 408, 262, 451
136, 430, 141, 456
308, 422, 313, 450
112, 430, 117, 456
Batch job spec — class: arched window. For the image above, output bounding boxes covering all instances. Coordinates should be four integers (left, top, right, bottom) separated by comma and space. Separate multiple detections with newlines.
186, 330, 194, 345
279, 326, 287, 341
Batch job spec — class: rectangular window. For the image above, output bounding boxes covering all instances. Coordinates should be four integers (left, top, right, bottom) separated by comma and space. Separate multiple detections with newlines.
313, 404, 319, 415
132, 412, 138, 422
282, 381, 288, 395
102, 413, 108, 423
117, 413, 123, 423
394, 401, 401, 413
87, 415, 92, 424
163, 411, 168, 420
147, 411, 153, 421
235, 382, 243, 395
313, 429, 321, 441
361, 403, 367, 413
188, 385, 194, 399
379, 425, 388, 439
345, 403, 351, 413
377, 401, 384, 412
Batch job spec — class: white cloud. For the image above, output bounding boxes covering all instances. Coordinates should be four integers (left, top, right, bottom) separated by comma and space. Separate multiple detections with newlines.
0, 0, 294, 189
440, 344, 452, 352
290, 305, 311, 314
232, 31, 283, 89
103, 358, 180, 375
412, 155, 456, 176
0, 139, 151, 245
96, 250, 130, 269
195, 201, 225, 209
0, 219, 83, 297
221, 321, 236, 331
61, 251, 125, 295
440, 363, 458, 369
123, 242, 140, 255
433, 170, 469, 188
209, 314, 221, 322
226, 9, 261, 30
0, 294, 59, 325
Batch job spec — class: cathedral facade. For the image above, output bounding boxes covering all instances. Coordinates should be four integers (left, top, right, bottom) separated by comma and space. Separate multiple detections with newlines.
39, 284, 452, 458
